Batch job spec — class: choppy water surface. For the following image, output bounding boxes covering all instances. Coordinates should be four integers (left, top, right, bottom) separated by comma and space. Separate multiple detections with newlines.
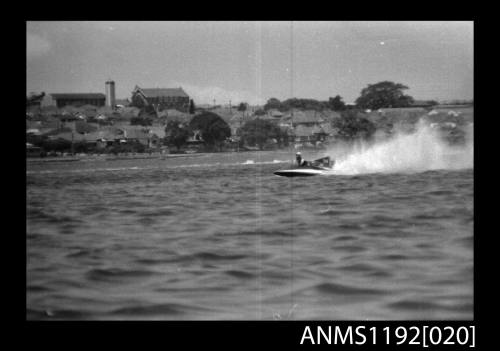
27, 151, 473, 320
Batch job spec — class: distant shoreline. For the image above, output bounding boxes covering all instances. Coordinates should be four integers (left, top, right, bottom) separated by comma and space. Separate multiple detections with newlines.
26, 149, 302, 164
26, 153, 209, 163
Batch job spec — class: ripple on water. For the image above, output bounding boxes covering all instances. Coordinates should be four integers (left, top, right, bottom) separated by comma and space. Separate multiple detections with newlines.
225, 269, 257, 279
191, 252, 249, 261
108, 302, 213, 318
334, 223, 365, 231
28, 208, 84, 225
27, 308, 92, 320
217, 229, 296, 238
27, 284, 53, 293
85, 267, 158, 282
133, 257, 177, 265
314, 282, 386, 296
27, 159, 473, 320
138, 208, 176, 218
386, 299, 442, 312
377, 254, 410, 261
330, 244, 368, 253
333, 235, 357, 241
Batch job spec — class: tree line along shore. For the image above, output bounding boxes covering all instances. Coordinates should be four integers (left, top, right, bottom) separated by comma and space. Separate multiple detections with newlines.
27, 81, 473, 158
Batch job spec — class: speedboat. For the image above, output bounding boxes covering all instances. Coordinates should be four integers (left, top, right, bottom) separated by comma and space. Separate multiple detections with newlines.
274, 156, 334, 177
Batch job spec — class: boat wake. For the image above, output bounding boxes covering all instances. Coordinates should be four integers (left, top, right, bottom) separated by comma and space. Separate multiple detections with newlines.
325, 121, 473, 176
27, 160, 290, 175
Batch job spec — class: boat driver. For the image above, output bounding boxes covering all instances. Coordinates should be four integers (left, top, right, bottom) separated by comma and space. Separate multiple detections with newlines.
296, 152, 308, 167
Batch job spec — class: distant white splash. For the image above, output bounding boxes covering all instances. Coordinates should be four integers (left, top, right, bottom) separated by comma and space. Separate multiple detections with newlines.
327, 120, 473, 175
241, 159, 289, 166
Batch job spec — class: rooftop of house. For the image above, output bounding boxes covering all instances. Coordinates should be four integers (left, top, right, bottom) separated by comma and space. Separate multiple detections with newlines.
157, 109, 192, 123
256, 114, 278, 121
229, 112, 254, 126
134, 86, 189, 98
47, 125, 161, 142
293, 124, 327, 137
283, 110, 326, 125
267, 109, 284, 117
120, 128, 154, 140
81, 130, 121, 141
48, 131, 87, 142
164, 109, 189, 117
377, 107, 427, 113
147, 126, 167, 138
116, 106, 141, 118
319, 122, 334, 134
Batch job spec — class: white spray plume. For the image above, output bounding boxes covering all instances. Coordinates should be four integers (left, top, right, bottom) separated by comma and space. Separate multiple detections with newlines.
327, 120, 473, 175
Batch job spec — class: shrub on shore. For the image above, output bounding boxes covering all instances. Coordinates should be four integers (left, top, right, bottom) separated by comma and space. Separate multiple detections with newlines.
189, 112, 231, 151
107, 141, 146, 155
130, 116, 153, 126
239, 118, 285, 150
164, 121, 190, 151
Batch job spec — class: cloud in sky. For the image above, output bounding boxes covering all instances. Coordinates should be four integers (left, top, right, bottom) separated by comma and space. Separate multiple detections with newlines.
26, 22, 473, 102
177, 83, 265, 106
27, 33, 51, 59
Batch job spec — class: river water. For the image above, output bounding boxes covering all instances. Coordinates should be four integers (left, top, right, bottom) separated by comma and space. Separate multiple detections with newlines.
26, 147, 473, 320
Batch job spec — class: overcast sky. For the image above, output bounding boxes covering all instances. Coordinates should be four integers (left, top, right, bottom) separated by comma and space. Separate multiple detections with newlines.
26, 21, 473, 105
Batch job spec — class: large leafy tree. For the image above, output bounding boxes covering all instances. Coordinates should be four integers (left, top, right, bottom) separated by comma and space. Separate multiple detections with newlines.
130, 116, 153, 126
189, 99, 196, 114
355, 81, 414, 110
37, 138, 72, 152
333, 110, 376, 140
75, 120, 98, 134
328, 95, 346, 111
239, 118, 282, 150
164, 121, 190, 150
237, 102, 247, 112
254, 109, 266, 116
263, 98, 282, 111
279, 98, 329, 111
264, 97, 341, 112
189, 112, 231, 149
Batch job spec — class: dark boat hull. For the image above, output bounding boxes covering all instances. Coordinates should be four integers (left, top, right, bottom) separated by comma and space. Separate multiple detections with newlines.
274, 168, 329, 177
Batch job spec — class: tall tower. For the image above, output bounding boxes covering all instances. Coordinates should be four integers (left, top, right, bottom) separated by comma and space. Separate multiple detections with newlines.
105, 79, 116, 108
